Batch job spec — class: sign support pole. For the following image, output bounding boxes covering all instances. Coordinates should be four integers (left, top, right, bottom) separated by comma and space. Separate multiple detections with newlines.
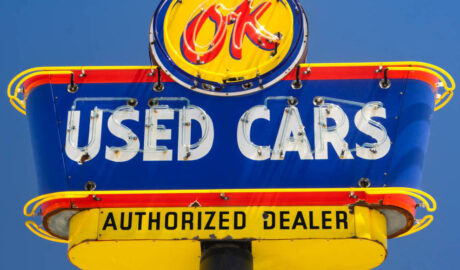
200, 242, 253, 270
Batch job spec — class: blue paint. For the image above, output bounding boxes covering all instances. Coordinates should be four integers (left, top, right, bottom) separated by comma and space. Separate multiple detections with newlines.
26, 84, 69, 194
25, 77, 435, 193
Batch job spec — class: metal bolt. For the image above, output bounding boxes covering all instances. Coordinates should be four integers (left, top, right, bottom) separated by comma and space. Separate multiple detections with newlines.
220, 193, 229, 201
242, 82, 253, 89
67, 84, 79, 93
379, 79, 391, 89
153, 82, 164, 92
358, 177, 371, 188
313, 96, 324, 106
288, 97, 298, 106
127, 98, 138, 107
84, 181, 97, 191
148, 98, 159, 107
202, 83, 213, 90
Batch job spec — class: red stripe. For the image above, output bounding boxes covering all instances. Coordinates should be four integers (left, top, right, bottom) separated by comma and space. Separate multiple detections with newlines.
40, 191, 416, 217
23, 65, 438, 97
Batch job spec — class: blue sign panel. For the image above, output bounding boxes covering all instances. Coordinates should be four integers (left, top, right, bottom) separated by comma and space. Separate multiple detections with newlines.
25, 72, 435, 194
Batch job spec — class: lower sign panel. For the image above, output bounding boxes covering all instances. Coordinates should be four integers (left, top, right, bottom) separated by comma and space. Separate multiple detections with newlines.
69, 206, 386, 242
68, 206, 387, 270
95, 206, 359, 240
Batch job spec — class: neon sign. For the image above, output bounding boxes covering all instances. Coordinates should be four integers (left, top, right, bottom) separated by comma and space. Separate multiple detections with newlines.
150, 0, 308, 95
182, 0, 281, 64
64, 97, 390, 164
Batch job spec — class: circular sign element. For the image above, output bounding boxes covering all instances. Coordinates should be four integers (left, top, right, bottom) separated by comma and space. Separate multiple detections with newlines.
150, 0, 308, 96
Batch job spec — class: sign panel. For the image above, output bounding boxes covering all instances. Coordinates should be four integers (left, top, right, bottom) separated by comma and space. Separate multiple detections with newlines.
97, 206, 354, 240
68, 206, 387, 270
24, 66, 435, 193
149, 0, 308, 95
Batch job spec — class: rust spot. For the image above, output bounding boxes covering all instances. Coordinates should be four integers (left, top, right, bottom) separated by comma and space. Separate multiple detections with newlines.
79, 153, 90, 164
189, 200, 201, 207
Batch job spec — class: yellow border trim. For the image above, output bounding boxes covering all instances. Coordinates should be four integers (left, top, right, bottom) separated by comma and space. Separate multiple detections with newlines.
8, 62, 454, 115
7, 66, 156, 115
23, 187, 436, 243
25, 220, 68, 244
395, 215, 434, 238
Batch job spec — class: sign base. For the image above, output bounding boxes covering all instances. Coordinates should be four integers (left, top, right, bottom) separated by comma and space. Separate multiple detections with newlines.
68, 239, 386, 270
68, 206, 387, 269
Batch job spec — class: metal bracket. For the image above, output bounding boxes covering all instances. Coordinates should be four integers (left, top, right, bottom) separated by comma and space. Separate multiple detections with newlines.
379, 68, 391, 89
291, 65, 303, 89
67, 73, 79, 93
153, 66, 164, 92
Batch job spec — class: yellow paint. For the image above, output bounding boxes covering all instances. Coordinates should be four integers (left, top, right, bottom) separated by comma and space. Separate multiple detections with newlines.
67, 206, 387, 270
252, 239, 386, 270
162, 0, 294, 83
24, 220, 68, 244
68, 239, 386, 270
94, 206, 354, 240
68, 240, 201, 270
396, 214, 433, 238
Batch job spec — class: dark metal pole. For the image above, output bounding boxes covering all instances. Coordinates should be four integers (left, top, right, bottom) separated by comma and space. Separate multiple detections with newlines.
200, 242, 253, 270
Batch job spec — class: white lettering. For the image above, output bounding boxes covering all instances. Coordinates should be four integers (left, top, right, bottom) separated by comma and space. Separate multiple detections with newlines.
314, 104, 353, 160
143, 108, 174, 161
354, 103, 391, 160
65, 108, 103, 164
105, 106, 140, 162
177, 106, 214, 161
271, 106, 313, 160
237, 105, 271, 160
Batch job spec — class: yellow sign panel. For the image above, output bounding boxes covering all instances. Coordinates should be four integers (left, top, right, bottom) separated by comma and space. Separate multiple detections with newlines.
96, 206, 354, 240
150, 0, 308, 93
68, 206, 388, 270
162, 0, 294, 83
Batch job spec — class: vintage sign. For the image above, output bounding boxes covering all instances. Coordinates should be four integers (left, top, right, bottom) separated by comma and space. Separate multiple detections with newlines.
6, 0, 454, 267
22, 65, 437, 194
149, 0, 308, 95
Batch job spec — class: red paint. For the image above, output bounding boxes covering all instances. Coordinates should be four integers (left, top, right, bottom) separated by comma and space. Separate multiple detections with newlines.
40, 191, 416, 218
23, 65, 439, 98
181, 1, 278, 64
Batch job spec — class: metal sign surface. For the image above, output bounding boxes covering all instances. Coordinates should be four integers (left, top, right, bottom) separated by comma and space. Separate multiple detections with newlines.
96, 206, 353, 240
24, 67, 435, 194
68, 206, 387, 270
149, 0, 308, 95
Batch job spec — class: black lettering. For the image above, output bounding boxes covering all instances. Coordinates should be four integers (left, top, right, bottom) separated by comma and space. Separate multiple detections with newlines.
336, 211, 348, 229
234, 211, 246, 230
120, 212, 132, 230
309, 211, 319, 229
292, 211, 307, 229
204, 212, 216, 230
135, 212, 146, 230
322, 211, 332, 229
165, 212, 178, 230
182, 212, 193, 230
197, 212, 202, 230
219, 211, 230, 230
148, 212, 160, 230
280, 211, 290, 230
263, 211, 275, 230
102, 212, 117, 230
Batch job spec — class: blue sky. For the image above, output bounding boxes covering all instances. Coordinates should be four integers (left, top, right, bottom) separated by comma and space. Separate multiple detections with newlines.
0, 0, 459, 269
